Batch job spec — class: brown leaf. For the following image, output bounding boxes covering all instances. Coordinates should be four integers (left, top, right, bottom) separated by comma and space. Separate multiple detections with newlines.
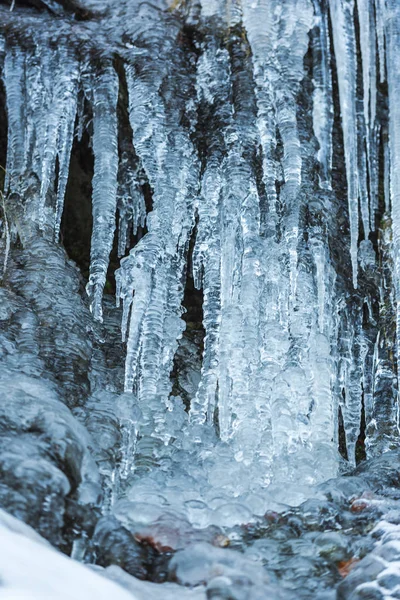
337, 557, 360, 578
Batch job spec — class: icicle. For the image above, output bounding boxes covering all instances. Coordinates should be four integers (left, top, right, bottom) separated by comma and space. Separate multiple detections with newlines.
357, 0, 378, 233
312, 242, 328, 333
241, 0, 279, 237
337, 306, 365, 466
119, 10, 198, 405
358, 0, 376, 131
375, 0, 387, 82
54, 50, 79, 241
117, 154, 147, 257
190, 173, 222, 425
312, 0, 333, 190
118, 232, 163, 392
38, 50, 59, 229
86, 61, 119, 322
276, 95, 302, 301
190, 43, 231, 427
240, 0, 338, 477
37, 46, 79, 235
367, 276, 399, 456
75, 90, 86, 143
3, 45, 26, 192
24, 46, 48, 179
358, 125, 371, 240
3, 41, 78, 237
329, 0, 359, 287
386, 0, 400, 413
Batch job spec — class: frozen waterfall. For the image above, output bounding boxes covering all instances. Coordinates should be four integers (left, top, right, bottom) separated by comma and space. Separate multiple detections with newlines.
1, 0, 400, 597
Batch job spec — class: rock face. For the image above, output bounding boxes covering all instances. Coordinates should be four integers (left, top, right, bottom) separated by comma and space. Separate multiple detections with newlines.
1, 0, 400, 598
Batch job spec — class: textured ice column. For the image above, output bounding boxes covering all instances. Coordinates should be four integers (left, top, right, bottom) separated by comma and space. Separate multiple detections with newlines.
365, 130, 399, 455
308, 190, 338, 450
276, 92, 302, 299
228, 177, 262, 457
367, 314, 399, 456
337, 306, 365, 465
242, 0, 279, 237
329, 0, 359, 287
312, 0, 333, 189
86, 61, 119, 322
190, 43, 231, 429
190, 29, 268, 465
24, 46, 48, 179
37, 49, 60, 229
243, 0, 313, 296
375, 0, 387, 82
190, 167, 222, 426
54, 49, 79, 240
117, 232, 163, 392
3, 41, 78, 236
218, 154, 247, 441
386, 0, 400, 419
358, 128, 371, 240
277, 1, 313, 297
191, 32, 265, 451
358, 0, 378, 228
308, 328, 337, 469
268, 242, 338, 487
119, 12, 198, 413
219, 28, 263, 448
38, 46, 79, 233
117, 154, 147, 257
243, 0, 331, 475
358, 0, 377, 138
3, 44, 26, 191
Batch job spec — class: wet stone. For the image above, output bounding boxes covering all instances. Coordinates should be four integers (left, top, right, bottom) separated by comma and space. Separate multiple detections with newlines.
377, 569, 400, 590
349, 585, 384, 600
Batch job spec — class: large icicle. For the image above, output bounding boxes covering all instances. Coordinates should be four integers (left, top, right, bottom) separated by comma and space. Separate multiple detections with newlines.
190, 42, 231, 429
312, 0, 333, 190
53, 49, 79, 241
85, 61, 119, 322
3, 41, 78, 238
117, 7, 199, 422
3, 44, 26, 193
357, 0, 378, 228
38, 46, 79, 233
329, 0, 360, 287
337, 306, 364, 465
240, 0, 338, 485
386, 0, 400, 424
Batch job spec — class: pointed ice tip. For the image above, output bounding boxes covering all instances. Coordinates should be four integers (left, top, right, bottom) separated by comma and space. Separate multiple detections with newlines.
351, 246, 358, 290
91, 293, 104, 323
91, 302, 103, 323
352, 270, 358, 290
86, 280, 104, 323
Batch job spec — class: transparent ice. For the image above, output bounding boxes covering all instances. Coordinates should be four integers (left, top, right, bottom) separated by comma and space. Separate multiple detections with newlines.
1, 0, 400, 597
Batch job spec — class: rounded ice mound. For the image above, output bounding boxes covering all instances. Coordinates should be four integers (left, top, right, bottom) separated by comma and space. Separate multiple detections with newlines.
169, 542, 269, 592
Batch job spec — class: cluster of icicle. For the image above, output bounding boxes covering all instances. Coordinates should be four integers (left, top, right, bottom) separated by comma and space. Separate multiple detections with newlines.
1, 0, 400, 490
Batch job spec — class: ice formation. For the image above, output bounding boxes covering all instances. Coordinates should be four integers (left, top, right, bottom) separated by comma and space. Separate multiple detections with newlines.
0, 0, 399, 497
1, 0, 400, 596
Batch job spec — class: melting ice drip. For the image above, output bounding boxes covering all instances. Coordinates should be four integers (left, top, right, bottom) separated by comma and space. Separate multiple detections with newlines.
1, 0, 400, 522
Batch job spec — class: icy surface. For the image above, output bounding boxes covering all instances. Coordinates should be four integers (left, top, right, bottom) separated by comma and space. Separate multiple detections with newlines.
0, 508, 138, 600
